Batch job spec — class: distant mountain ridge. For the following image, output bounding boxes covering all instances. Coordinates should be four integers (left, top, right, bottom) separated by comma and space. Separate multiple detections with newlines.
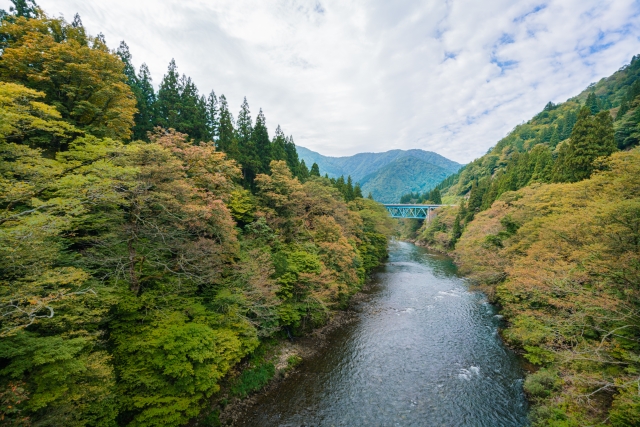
296, 146, 463, 202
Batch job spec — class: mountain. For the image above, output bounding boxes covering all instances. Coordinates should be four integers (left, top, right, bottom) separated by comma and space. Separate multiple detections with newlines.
296, 146, 463, 202
359, 156, 453, 202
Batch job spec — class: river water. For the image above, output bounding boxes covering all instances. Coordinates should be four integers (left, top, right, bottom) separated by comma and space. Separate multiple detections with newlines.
237, 241, 529, 426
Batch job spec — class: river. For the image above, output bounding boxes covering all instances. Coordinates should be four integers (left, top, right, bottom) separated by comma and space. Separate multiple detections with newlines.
236, 241, 529, 426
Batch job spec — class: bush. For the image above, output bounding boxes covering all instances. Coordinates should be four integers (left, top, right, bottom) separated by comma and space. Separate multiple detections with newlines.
524, 369, 561, 399
229, 363, 276, 398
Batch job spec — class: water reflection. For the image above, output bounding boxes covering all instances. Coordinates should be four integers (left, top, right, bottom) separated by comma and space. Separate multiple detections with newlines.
237, 241, 528, 427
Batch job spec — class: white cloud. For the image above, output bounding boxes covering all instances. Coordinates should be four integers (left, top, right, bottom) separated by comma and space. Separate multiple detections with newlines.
1, 0, 639, 163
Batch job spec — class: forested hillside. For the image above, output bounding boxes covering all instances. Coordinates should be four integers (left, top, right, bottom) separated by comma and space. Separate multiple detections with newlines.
414, 55, 640, 425
437, 55, 640, 202
296, 146, 462, 202
0, 3, 393, 426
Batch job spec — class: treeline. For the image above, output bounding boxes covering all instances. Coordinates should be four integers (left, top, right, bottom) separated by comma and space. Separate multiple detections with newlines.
116, 46, 311, 188
414, 55, 640, 425
0, 3, 393, 427
399, 188, 442, 204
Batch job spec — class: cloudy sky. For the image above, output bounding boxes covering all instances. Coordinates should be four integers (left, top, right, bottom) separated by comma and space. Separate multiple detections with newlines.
4, 0, 639, 163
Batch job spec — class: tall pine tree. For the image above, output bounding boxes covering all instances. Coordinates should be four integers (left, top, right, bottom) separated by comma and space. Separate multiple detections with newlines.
156, 59, 181, 131
217, 95, 238, 157
206, 91, 219, 141
236, 97, 259, 187
253, 109, 271, 174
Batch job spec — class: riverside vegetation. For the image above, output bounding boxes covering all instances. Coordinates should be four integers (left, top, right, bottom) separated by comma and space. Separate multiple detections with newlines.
0, 3, 393, 426
408, 55, 640, 425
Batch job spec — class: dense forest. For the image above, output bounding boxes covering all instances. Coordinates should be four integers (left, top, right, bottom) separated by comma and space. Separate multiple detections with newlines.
413, 55, 640, 425
0, 2, 393, 426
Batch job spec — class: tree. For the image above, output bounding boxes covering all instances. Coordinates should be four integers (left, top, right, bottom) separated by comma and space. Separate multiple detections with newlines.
270, 125, 287, 162
345, 176, 355, 202
0, 0, 40, 20
428, 188, 442, 204
236, 97, 259, 187
0, 14, 137, 142
586, 92, 600, 115
206, 91, 219, 141
253, 109, 271, 174
310, 162, 320, 177
133, 63, 156, 140
156, 59, 181, 130
0, 82, 80, 146
117, 42, 156, 141
354, 183, 363, 199
217, 95, 238, 157
299, 160, 310, 182
558, 107, 616, 182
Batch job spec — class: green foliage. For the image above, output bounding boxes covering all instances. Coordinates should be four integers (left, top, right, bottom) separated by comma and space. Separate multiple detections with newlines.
228, 189, 256, 225
0, 10, 394, 427
553, 107, 616, 182
112, 310, 257, 427
524, 369, 561, 399
229, 363, 275, 398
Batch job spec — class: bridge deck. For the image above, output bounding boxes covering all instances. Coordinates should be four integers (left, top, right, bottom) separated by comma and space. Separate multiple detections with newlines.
383, 204, 448, 219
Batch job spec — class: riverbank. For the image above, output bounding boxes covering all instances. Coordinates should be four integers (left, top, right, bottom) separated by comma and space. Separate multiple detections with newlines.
196, 283, 378, 427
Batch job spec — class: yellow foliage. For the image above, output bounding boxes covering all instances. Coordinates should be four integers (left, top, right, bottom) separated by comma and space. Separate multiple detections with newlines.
455, 149, 640, 424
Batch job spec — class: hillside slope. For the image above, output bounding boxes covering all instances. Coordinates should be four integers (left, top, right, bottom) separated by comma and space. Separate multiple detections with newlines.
359, 156, 452, 203
438, 55, 640, 199
297, 146, 462, 201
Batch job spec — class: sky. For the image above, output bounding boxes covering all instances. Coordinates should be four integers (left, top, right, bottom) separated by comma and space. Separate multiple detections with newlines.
3, 0, 639, 163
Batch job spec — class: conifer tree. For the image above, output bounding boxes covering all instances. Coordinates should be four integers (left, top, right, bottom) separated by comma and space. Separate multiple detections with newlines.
236, 97, 253, 145
116, 41, 157, 141
116, 41, 137, 86
465, 179, 489, 222
428, 188, 442, 204
177, 76, 209, 141
156, 59, 181, 130
253, 109, 271, 173
555, 107, 616, 182
283, 135, 302, 178
270, 125, 287, 162
586, 92, 600, 115
310, 162, 320, 177
0, 0, 40, 20
206, 91, 219, 140
335, 176, 346, 197
561, 110, 578, 140
235, 97, 259, 186
367, 192, 374, 200
346, 176, 355, 201
354, 183, 363, 199
529, 144, 553, 183
133, 64, 156, 140
299, 160, 310, 182
217, 95, 238, 156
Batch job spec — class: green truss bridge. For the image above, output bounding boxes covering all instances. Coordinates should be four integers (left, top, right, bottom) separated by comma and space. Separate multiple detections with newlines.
383, 204, 448, 220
